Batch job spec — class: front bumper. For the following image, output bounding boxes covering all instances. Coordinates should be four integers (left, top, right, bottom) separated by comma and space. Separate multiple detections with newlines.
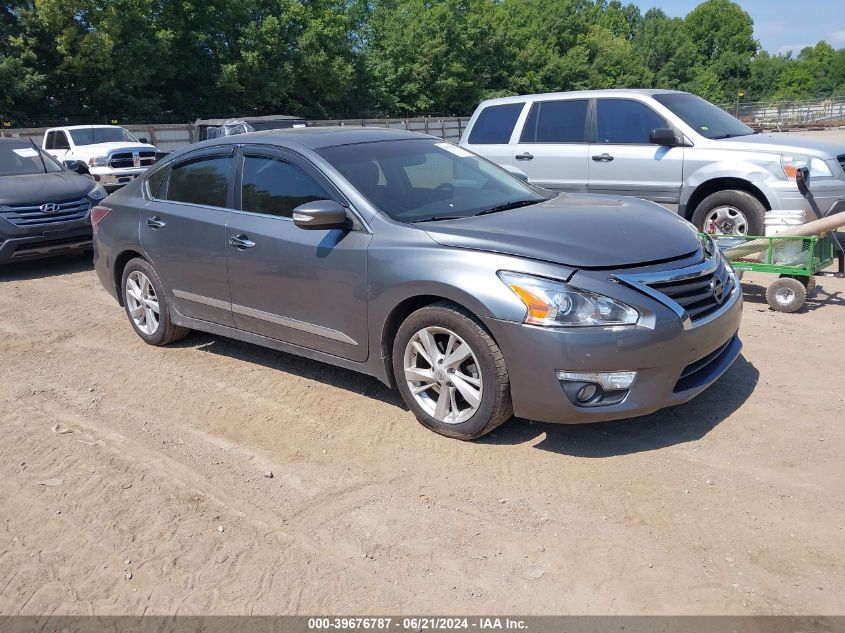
89, 166, 148, 189
766, 177, 845, 215
0, 224, 92, 263
482, 273, 743, 424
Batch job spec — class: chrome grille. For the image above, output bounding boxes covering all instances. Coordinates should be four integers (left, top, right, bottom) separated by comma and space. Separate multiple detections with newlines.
0, 198, 90, 227
109, 151, 156, 169
646, 259, 734, 322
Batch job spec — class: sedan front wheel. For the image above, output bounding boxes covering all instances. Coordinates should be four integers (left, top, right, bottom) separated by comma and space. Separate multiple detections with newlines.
393, 302, 512, 439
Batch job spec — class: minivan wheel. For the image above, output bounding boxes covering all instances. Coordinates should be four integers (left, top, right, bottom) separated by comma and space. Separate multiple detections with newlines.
121, 258, 189, 346
691, 190, 766, 236
393, 302, 512, 440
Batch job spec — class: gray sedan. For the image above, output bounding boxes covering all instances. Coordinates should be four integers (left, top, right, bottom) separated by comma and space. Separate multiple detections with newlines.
92, 128, 742, 439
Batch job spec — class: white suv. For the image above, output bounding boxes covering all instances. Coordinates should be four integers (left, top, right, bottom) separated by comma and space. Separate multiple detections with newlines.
460, 89, 845, 234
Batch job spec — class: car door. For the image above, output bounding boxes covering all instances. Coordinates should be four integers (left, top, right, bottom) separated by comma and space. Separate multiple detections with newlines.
509, 98, 590, 192
140, 148, 236, 326
225, 147, 370, 362
588, 98, 684, 207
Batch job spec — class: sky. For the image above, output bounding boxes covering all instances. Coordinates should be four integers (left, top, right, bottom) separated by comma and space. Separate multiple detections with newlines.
637, 0, 845, 54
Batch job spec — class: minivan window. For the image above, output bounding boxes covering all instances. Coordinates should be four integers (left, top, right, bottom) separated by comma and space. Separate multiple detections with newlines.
241, 156, 332, 218
520, 99, 589, 143
165, 156, 233, 207
653, 93, 754, 139
319, 138, 549, 223
467, 103, 524, 144
596, 99, 668, 144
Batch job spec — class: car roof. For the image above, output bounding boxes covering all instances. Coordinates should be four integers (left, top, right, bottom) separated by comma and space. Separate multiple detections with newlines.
476, 88, 688, 107
183, 126, 437, 153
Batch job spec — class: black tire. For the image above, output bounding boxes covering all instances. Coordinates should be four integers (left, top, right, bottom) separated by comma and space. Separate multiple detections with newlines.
780, 274, 816, 294
392, 302, 512, 440
120, 257, 189, 345
690, 190, 766, 236
766, 277, 807, 313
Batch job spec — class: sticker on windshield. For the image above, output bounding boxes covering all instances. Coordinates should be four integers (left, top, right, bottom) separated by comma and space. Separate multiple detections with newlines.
13, 148, 39, 158
435, 142, 474, 158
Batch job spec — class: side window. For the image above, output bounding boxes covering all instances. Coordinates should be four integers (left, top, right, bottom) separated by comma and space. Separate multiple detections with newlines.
146, 166, 169, 199
520, 99, 589, 143
241, 156, 331, 218
165, 155, 233, 207
467, 103, 524, 145
45, 132, 55, 150
596, 99, 668, 144
54, 132, 70, 150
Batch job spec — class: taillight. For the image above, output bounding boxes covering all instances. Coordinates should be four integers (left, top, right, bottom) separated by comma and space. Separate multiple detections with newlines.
90, 205, 112, 234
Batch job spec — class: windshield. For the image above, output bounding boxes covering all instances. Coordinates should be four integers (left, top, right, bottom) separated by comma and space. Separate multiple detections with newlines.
0, 144, 64, 176
318, 138, 549, 223
653, 93, 754, 139
69, 127, 139, 145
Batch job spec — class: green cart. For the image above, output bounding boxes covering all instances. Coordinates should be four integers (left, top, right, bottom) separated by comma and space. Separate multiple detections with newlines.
716, 233, 836, 313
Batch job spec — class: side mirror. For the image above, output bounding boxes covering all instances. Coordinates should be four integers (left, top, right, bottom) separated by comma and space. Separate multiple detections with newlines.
292, 200, 348, 230
139, 137, 149, 143
796, 166, 811, 196
64, 160, 90, 175
649, 128, 678, 146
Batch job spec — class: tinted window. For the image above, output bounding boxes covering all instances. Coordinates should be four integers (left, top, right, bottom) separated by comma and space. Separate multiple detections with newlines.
53, 132, 70, 150
146, 166, 168, 198
45, 132, 55, 149
596, 99, 668, 144
241, 156, 331, 218
520, 99, 588, 143
165, 156, 232, 207
467, 103, 524, 144
653, 93, 754, 139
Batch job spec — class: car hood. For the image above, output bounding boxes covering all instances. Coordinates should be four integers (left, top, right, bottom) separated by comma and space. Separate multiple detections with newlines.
718, 133, 845, 159
70, 142, 158, 155
0, 172, 95, 206
420, 193, 703, 269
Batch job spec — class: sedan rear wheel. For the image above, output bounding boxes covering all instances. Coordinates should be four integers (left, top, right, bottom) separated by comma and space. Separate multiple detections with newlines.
393, 302, 512, 440
121, 258, 189, 346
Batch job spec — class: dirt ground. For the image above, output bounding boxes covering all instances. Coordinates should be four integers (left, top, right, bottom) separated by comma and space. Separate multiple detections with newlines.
0, 255, 843, 616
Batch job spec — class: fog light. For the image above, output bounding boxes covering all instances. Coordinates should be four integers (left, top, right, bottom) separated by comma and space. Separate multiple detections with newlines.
556, 370, 637, 390
576, 383, 600, 403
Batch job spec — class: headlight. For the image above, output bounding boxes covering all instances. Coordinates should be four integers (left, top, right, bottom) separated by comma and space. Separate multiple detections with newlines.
87, 184, 107, 200
88, 156, 110, 167
498, 272, 639, 327
781, 155, 833, 179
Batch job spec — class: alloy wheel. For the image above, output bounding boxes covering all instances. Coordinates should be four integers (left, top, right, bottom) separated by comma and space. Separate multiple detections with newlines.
125, 271, 160, 335
403, 326, 483, 424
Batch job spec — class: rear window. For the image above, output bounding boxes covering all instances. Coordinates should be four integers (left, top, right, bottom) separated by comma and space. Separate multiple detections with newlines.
467, 103, 524, 144
520, 99, 589, 143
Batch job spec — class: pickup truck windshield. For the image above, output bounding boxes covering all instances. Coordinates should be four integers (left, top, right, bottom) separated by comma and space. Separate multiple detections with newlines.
318, 138, 549, 223
0, 145, 63, 176
69, 127, 139, 145
653, 93, 754, 140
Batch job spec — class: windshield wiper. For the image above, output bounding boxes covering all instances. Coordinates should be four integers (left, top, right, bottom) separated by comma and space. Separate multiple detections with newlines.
29, 138, 48, 173
412, 215, 464, 223
475, 198, 541, 216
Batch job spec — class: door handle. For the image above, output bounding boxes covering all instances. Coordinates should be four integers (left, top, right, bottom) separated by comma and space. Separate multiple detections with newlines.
146, 216, 166, 229
592, 153, 614, 162
515, 152, 534, 161
229, 234, 256, 250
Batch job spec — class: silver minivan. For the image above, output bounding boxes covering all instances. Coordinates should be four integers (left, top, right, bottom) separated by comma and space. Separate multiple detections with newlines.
460, 89, 845, 235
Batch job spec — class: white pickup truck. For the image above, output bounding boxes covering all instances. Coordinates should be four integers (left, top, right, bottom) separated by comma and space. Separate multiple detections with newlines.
43, 125, 159, 190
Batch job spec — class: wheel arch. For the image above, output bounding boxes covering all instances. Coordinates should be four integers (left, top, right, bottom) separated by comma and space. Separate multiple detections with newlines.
113, 249, 147, 306
379, 294, 499, 389
682, 177, 771, 222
